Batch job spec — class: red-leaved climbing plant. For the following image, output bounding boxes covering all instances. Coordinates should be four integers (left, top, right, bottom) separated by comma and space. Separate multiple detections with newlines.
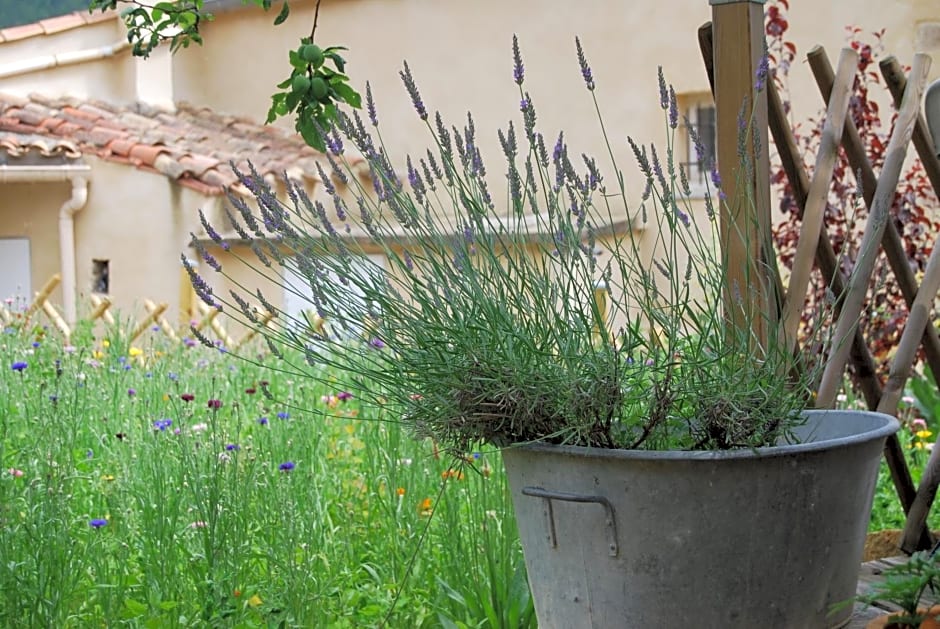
766, 0, 940, 377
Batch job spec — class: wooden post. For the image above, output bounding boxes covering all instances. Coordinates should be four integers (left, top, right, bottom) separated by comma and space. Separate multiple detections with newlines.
710, 0, 774, 347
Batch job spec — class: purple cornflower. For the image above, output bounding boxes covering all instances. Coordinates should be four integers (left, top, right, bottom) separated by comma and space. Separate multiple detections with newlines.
277, 411, 290, 420
257, 417, 269, 425
183, 337, 197, 348
279, 461, 295, 473
168, 372, 179, 381
128, 388, 136, 397
207, 399, 223, 409
575, 37, 594, 91
225, 444, 240, 451
11, 361, 27, 372
89, 518, 108, 529
153, 418, 173, 431
399, 60, 428, 121
512, 34, 525, 85
31, 341, 39, 348
337, 391, 353, 402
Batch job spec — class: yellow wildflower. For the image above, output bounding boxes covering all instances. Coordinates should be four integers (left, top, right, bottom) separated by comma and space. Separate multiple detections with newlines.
128, 347, 143, 357
916, 430, 933, 440
247, 594, 263, 607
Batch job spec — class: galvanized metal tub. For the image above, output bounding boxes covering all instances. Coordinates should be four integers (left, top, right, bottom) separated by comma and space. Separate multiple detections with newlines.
502, 410, 899, 628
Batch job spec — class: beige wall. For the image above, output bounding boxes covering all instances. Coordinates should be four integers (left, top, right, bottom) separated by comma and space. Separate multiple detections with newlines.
0, 161, 209, 325
0, 181, 69, 305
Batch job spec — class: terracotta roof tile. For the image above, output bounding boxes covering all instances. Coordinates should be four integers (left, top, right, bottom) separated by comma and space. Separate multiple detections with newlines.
0, 23, 45, 42
0, 93, 342, 194
38, 13, 86, 35
0, 132, 81, 160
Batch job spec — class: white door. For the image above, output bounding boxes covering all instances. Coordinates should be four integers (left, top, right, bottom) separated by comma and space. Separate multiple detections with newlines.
0, 239, 31, 308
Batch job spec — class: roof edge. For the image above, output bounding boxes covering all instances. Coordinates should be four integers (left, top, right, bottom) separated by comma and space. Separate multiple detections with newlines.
0, 9, 120, 45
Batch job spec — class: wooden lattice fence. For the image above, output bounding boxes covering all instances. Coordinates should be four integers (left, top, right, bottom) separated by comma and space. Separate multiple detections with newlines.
700, 21, 940, 553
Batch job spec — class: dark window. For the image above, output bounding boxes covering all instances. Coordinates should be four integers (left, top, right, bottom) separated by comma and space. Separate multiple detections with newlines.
684, 104, 716, 188
92, 259, 109, 294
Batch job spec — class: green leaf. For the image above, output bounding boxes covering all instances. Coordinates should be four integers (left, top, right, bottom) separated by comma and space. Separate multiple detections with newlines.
331, 82, 362, 108
326, 51, 346, 73
273, 1, 290, 25
298, 117, 327, 152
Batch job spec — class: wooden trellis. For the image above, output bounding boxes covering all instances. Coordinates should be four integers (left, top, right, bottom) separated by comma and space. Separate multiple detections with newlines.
0, 274, 274, 352
700, 22, 940, 553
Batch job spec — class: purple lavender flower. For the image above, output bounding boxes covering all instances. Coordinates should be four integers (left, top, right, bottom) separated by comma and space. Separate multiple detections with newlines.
575, 37, 595, 91
11, 361, 27, 372
89, 518, 108, 529
512, 34, 525, 85
755, 53, 769, 92
366, 81, 378, 126
658, 66, 668, 110
668, 85, 678, 129
279, 461, 295, 472
399, 60, 428, 121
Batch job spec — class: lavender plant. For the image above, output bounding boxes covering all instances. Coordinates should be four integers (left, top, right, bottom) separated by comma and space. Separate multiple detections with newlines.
188, 37, 820, 454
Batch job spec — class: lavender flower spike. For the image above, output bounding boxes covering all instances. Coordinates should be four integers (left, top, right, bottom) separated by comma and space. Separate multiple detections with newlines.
575, 37, 595, 91
366, 81, 379, 127
658, 66, 668, 110
399, 60, 428, 121
512, 34, 525, 85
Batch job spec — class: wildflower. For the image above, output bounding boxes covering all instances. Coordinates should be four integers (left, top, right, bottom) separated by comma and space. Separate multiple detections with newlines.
247, 594, 263, 608
419, 498, 433, 515
233, 588, 241, 597
102, 339, 110, 348
277, 411, 290, 420
366, 81, 379, 126
10, 361, 27, 372
257, 417, 269, 425
321, 394, 338, 408
128, 347, 143, 358
183, 337, 197, 348
279, 461, 295, 472
245, 387, 256, 395
168, 372, 179, 381
337, 391, 353, 402
153, 419, 173, 431
63, 345, 76, 354
396, 487, 405, 496
191, 521, 207, 529
903, 395, 916, 405
101, 474, 115, 482
912, 418, 928, 431
8, 468, 23, 478
207, 399, 223, 409
128, 388, 136, 397
89, 518, 108, 529
369, 337, 385, 349
191, 423, 208, 433
181, 393, 195, 402
916, 429, 933, 440
31, 341, 39, 348
225, 444, 240, 451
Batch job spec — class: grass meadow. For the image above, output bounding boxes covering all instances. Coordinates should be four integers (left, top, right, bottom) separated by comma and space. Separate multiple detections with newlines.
1, 319, 938, 627
0, 321, 534, 628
